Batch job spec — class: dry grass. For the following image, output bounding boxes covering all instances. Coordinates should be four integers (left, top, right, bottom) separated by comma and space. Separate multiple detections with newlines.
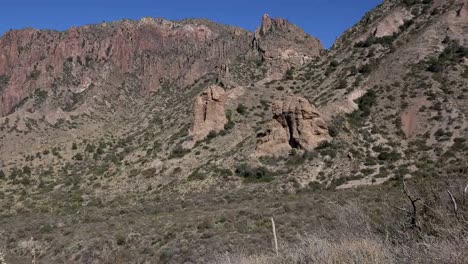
215, 236, 394, 264
213, 180, 468, 264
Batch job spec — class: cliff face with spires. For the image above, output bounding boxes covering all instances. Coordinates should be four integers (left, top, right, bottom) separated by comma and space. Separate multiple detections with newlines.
252, 14, 324, 76
2, 1, 468, 262
0, 15, 323, 117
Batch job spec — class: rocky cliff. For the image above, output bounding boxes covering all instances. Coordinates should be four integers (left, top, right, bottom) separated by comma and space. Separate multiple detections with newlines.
252, 14, 324, 76
0, 15, 323, 117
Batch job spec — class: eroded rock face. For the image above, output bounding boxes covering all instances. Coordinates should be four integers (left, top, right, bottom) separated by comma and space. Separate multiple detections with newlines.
0, 19, 253, 117
256, 96, 331, 156
190, 85, 228, 141
372, 8, 413, 38
0, 15, 325, 118
252, 14, 323, 75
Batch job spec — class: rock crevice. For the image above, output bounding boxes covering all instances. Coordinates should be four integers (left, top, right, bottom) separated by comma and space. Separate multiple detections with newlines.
256, 96, 331, 156
190, 85, 228, 141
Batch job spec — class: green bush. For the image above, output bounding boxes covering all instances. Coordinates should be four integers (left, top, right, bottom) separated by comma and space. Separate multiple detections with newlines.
377, 151, 401, 161
358, 64, 373, 75
236, 104, 248, 115
33, 89, 48, 105
347, 89, 377, 126
330, 60, 340, 67
426, 39, 468, 73
169, 145, 190, 159
235, 163, 275, 183
28, 68, 41, 80
85, 144, 96, 153
206, 130, 218, 140
336, 79, 347, 89
224, 110, 235, 130
73, 153, 83, 161
284, 68, 294, 80
0, 75, 10, 91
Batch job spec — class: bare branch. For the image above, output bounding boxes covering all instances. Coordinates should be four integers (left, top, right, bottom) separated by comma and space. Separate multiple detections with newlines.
463, 183, 468, 206
402, 181, 419, 228
447, 190, 458, 219
393, 206, 410, 213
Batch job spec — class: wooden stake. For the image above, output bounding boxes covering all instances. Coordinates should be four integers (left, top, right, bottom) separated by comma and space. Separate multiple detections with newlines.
271, 217, 278, 256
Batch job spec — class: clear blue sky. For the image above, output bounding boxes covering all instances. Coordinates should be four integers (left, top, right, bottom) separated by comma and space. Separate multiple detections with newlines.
0, 0, 382, 48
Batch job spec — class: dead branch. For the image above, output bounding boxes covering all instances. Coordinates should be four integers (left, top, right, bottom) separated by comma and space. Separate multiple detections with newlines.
403, 181, 420, 228
463, 183, 468, 206
447, 190, 458, 219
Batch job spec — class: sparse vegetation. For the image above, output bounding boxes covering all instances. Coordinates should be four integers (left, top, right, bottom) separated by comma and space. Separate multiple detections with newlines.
347, 89, 377, 126
0, 75, 10, 91
235, 163, 276, 183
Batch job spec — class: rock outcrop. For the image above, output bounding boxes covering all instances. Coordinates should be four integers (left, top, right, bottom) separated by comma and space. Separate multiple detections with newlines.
256, 96, 331, 156
372, 8, 413, 38
251, 14, 323, 75
190, 85, 228, 141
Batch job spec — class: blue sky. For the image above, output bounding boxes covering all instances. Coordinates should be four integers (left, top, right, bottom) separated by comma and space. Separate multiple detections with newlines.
0, 0, 382, 48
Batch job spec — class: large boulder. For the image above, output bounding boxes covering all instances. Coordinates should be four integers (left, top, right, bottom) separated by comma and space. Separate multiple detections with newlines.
256, 96, 331, 156
190, 85, 228, 141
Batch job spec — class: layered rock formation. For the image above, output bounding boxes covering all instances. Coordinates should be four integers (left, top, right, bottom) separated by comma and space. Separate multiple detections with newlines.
190, 85, 228, 141
0, 18, 253, 117
256, 96, 331, 156
251, 14, 324, 75
0, 15, 324, 118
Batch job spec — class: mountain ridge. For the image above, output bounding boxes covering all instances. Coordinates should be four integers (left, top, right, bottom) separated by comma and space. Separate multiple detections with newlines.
0, 0, 468, 263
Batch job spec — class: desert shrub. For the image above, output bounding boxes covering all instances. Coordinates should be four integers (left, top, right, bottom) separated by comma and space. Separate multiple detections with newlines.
188, 169, 205, 181
377, 151, 401, 161
0, 170, 5, 180
224, 110, 235, 130
276, 86, 285, 91
426, 39, 468, 73
73, 153, 83, 161
317, 141, 339, 158
0, 75, 10, 91
336, 79, 347, 89
28, 67, 41, 80
235, 163, 275, 183
206, 130, 218, 140
85, 144, 96, 153
330, 60, 340, 67
347, 89, 377, 126
169, 145, 190, 159
33, 89, 48, 105
285, 151, 307, 166
358, 63, 373, 75
236, 104, 248, 115
284, 68, 294, 80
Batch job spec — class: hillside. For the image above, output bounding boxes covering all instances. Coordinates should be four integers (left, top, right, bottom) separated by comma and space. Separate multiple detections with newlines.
0, 0, 468, 263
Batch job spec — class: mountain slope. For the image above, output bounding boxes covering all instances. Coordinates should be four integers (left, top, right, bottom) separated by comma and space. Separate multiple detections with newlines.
0, 0, 468, 263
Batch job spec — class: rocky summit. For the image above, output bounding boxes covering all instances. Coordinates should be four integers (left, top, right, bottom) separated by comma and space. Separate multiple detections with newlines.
1, 0, 468, 263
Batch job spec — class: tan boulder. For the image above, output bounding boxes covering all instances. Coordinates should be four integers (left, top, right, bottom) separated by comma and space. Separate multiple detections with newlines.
255, 120, 292, 156
190, 85, 228, 141
256, 96, 331, 156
